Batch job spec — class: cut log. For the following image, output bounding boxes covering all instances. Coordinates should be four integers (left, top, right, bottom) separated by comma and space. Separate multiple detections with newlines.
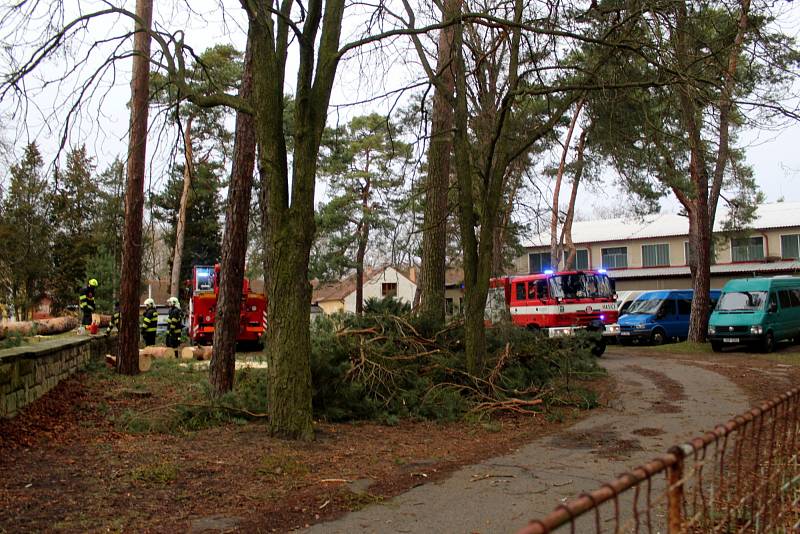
0, 316, 80, 340
139, 347, 179, 359
181, 346, 213, 360
94, 314, 112, 327
106, 353, 152, 372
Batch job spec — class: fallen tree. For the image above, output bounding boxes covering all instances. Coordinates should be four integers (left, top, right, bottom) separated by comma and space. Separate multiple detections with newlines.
311, 310, 605, 422
0, 316, 80, 340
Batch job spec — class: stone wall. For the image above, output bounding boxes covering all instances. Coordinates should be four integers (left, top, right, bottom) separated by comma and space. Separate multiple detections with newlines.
0, 335, 117, 418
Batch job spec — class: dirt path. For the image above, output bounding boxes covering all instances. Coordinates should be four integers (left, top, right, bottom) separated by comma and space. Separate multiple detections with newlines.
305, 350, 752, 534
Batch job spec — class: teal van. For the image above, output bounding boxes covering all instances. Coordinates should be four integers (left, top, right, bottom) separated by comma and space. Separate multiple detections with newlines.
708, 277, 800, 353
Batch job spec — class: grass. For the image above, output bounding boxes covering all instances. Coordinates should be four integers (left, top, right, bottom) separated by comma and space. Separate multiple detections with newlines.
645, 341, 715, 354
130, 461, 178, 485
258, 453, 310, 481
763, 352, 800, 366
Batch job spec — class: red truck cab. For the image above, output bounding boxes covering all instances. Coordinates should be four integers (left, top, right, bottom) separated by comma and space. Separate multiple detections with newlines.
188, 265, 267, 347
486, 270, 619, 338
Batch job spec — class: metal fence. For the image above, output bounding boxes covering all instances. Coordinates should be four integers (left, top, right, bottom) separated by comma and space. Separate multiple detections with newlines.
517, 386, 800, 534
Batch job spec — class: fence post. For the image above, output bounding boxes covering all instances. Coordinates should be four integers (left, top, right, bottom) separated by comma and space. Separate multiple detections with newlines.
667, 446, 687, 534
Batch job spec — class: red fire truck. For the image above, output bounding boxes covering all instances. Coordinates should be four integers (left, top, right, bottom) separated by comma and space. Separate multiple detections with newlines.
485, 269, 620, 353
188, 265, 267, 347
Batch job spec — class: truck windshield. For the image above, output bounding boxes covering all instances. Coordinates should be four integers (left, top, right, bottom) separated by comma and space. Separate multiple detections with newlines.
549, 273, 613, 299
195, 267, 215, 292
626, 298, 664, 315
716, 291, 767, 311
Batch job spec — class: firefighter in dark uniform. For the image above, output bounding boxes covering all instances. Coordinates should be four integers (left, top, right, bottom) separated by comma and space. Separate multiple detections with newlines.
166, 297, 183, 357
140, 298, 158, 346
78, 278, 98, 334
106, 301, 121, 336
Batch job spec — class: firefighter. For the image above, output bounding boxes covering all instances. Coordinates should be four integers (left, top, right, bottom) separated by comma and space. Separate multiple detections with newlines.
165, 296, 183, 356
78, 278, 98, 335
141, 298, 158, 346
106, 301, 121, 336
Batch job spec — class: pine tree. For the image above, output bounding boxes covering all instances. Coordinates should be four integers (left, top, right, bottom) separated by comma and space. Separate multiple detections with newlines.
0, 143, 52, 319
49, 145, 98, 311
315, 113, 410, 313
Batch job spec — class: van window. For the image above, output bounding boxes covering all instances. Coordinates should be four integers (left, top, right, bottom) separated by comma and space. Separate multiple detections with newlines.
717, 291, 767, 311
515, 282, 526, 301
677, 299, 692, 315
769, 292, 779, 311
791, 289, 800, 307
779, 290, 792, 309
627, 298, 664, 315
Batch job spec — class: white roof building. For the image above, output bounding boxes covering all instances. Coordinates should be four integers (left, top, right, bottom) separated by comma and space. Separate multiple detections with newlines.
515, 202, 800, 291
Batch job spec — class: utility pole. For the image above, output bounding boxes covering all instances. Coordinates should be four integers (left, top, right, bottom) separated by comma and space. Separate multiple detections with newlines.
118, 0, 153, 375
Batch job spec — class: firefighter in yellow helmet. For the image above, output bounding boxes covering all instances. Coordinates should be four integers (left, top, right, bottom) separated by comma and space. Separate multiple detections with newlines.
78, 278, 98, 334
165, 297, 183, 357
140, 298, 157, 346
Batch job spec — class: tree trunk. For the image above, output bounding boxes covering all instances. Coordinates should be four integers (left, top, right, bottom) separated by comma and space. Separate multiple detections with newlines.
117, 0, 153, 376
674, 1, 712, 343
491, 161, 523, 276
417, 0, 458, 327
550, 99, 584, 270
687, 205, 712, 342
170, 113, 195, 298
561, 129, 587, 269
355, 177, 371, 315
0, 316, 79, 339
262, 215, 315, 440
209, 31, 256, 397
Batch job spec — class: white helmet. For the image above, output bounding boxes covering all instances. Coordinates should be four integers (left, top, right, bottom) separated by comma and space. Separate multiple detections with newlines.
144, 298, 155, 308
167, 297, 180, 307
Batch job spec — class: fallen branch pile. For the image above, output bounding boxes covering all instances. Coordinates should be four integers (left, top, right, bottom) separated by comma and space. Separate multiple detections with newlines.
311, 313, 601, 422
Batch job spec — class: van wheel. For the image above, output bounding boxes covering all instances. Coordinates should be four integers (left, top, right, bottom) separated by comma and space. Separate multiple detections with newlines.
526, 324, 541, 335
710, 341, 723, 353
650, 328, 667, 346
761, 332, 775, 354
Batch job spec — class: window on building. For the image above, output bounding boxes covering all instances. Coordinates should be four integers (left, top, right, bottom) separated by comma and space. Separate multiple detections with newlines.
601, 247, 628, 269
528, 252, 551, 274
731, 236, 765, 262
684, 241, 717, 265
445, 297, 454, 316
781, 234, 800, 260
642, 243, 670, 267
381, 282, 397, 298
562, 249, 589, 270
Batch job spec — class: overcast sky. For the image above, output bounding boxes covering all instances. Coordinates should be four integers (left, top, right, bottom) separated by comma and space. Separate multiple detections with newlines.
1, 0, 798, 218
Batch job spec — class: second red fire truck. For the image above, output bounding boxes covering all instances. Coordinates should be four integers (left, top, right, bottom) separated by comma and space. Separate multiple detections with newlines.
188, 265, 267, 347
485, 269, 620, 354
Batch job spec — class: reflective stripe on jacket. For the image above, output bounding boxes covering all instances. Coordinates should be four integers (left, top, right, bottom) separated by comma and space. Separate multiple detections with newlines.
141, 308, 158, 333
167, 307, 183, 336
79, 286, 96, 312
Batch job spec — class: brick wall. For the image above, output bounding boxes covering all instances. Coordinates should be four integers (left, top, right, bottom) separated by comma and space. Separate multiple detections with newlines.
0, 336, 117, 418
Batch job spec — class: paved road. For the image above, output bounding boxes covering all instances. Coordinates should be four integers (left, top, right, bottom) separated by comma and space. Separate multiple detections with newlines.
305, 350, 751, 534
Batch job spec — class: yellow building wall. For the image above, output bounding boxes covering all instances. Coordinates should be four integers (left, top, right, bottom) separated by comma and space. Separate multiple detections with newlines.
514, 229, 800, 275
318, 300, 345, 315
